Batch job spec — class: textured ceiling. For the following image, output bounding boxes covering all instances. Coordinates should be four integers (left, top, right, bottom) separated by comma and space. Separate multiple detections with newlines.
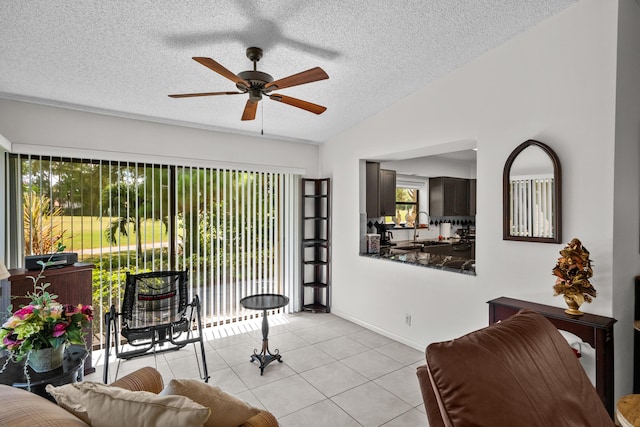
0, 1, 578, 144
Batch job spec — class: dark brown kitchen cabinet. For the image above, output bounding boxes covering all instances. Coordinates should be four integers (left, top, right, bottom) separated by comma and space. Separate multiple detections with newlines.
301, 178, 330, 313
469, 179, 477, 216
366, 162, 396, 218
429, 177, 470, 216
366, 162, 380, 218
379, 169, 396, 216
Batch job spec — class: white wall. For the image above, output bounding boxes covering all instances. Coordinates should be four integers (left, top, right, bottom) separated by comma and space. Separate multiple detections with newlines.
0, 100, 320, 176
322, 0, 635, 399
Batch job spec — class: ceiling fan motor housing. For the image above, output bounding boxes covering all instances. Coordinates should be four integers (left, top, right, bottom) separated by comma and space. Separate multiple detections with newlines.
236, 70, 274, 95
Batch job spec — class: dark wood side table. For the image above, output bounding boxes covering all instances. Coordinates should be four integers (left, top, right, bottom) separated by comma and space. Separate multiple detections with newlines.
0, 345, 88, 401
488, 297, 617, 417
240, 293, 290, 375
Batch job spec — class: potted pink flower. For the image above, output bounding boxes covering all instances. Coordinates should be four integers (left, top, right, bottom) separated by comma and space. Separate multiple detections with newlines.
0, 245, 93, 373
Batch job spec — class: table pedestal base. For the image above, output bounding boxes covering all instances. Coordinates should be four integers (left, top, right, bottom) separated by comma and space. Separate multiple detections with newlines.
250, 338, 282, 375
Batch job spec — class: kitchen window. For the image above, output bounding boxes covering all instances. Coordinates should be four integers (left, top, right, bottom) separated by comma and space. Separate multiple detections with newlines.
384, 187, 418, 226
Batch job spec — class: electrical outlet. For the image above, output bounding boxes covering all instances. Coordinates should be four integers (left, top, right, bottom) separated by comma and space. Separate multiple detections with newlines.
405, 313, 412, 326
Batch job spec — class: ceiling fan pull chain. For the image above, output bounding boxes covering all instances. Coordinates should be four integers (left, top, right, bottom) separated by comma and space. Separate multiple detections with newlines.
261, 101, 264, 135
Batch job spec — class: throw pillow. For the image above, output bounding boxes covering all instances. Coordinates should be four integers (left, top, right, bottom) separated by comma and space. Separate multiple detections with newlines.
78, 381, 210, 427
45, 383, 91, 425
160, 379, 259, 427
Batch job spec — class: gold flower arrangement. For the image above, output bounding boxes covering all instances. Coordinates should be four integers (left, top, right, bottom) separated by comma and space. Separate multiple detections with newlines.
552, 238, 596, 315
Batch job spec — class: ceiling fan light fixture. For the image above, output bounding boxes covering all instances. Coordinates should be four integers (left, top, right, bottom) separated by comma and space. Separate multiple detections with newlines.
248, 88, 263, 102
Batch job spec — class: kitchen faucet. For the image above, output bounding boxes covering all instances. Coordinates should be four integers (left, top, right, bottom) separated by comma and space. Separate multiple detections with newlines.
413, 211, 430, 242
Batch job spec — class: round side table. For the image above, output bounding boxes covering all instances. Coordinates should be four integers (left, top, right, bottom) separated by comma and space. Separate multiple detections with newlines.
0, 345, 88, 401
617, 394, 640, 427
239, 293, 289, 375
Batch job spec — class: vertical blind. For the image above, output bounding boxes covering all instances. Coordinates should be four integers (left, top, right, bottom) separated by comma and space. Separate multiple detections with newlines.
509, 176, 554, 238
11, 155, 300, 347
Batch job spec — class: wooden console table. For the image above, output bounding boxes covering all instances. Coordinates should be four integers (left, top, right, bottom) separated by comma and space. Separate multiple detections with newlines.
8, 264, 95, 375
488, 297, 616, 417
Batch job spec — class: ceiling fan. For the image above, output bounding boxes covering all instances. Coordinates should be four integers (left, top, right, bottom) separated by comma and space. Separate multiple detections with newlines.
169, 47, 329, 121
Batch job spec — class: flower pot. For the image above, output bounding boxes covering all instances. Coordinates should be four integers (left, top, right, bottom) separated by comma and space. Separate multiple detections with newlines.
27, 345, 64, 372
563, 295, 584, 316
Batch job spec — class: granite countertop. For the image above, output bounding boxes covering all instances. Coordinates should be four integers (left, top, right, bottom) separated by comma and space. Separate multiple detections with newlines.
361, 245, 476, 275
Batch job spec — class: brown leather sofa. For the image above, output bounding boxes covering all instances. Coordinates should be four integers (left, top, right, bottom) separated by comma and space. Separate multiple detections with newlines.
0, 367, 278, 427
416, 309, 614, 427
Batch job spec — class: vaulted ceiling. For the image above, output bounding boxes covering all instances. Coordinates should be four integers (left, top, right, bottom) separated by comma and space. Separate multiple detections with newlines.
0, 1, 578, 144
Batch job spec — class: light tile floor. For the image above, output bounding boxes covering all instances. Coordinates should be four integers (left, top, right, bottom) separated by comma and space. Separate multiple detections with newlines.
87, 312, 428, 427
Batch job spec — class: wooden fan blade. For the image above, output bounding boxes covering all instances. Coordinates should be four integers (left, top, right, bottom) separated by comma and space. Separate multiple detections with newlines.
264, 67, 328, 91
269, 94, 327, 115
193, 57, 251, 89
241, 100, 258, 121
168, 91, 243, 98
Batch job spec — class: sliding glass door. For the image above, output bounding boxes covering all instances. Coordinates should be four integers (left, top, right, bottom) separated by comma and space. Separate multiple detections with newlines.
9, 154, 300, 348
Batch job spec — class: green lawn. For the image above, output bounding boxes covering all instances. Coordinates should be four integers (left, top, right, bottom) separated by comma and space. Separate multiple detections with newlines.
58, 216, 168, 251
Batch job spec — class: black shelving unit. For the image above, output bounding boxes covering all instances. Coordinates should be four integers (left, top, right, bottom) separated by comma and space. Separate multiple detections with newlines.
301, 178, 330, 312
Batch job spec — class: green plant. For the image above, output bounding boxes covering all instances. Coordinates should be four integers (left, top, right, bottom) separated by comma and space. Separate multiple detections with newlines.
23, 191, 66, 255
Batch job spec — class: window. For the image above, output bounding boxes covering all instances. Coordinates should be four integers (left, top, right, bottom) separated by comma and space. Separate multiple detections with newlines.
384, 188, 418, 226
9, 154, 300, 348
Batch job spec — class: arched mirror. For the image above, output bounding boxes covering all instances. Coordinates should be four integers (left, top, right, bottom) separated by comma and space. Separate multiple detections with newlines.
503, 140, 561, 243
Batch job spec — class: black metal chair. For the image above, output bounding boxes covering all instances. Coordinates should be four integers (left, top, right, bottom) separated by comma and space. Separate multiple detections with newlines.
103, 270, 209, 383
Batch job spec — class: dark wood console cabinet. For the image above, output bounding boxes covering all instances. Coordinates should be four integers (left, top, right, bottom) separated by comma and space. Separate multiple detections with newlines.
488, 297, 616, 417
8, 264, 95, 375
